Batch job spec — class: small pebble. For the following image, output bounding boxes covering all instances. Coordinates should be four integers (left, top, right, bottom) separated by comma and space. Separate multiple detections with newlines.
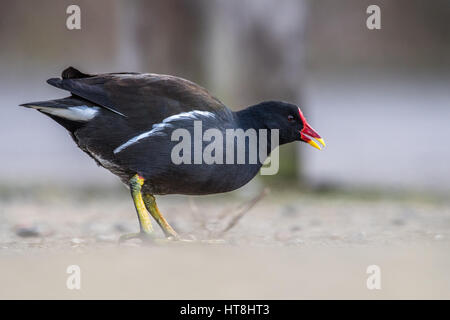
434, 234, 444, 240
71, 238, 84, 244
15, 225, 41, 238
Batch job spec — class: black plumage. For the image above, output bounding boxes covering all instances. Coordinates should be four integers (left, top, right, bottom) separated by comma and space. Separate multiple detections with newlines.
21, 67, 324, 239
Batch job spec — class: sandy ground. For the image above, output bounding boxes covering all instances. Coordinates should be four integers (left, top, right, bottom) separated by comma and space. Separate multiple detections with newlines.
0, 186, 449, 299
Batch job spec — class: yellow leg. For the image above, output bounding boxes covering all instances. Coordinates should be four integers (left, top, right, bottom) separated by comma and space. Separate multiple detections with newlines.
119, 174, 154, 243
143, 194, 179, 239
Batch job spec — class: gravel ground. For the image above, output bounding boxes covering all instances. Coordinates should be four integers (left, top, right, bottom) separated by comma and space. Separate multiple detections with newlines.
0, 186, 449, 299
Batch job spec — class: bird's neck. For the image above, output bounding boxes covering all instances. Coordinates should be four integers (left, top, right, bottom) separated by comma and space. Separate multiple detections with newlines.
233, 104, 270, 132
232, 104, 278, 153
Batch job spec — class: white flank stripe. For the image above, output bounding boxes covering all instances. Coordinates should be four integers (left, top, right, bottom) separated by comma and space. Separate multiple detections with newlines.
33, 105, 99, 121
113, 110, 215, 154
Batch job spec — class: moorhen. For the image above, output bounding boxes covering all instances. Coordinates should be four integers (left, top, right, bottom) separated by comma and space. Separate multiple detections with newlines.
21, 67, 325, 241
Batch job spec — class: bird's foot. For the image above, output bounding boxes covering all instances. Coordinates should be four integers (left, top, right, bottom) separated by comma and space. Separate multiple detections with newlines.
152, 234, 192, 244
154, 236, 226, 245
164, 230, 181, 241
118, 231, 155, 244
118, 231, 226, 245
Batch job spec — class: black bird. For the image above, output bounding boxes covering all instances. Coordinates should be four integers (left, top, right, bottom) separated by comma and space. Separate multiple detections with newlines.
21, 67, 325, 241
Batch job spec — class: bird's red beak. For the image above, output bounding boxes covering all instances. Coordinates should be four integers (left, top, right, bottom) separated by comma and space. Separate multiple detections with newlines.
298, 108, 326, 150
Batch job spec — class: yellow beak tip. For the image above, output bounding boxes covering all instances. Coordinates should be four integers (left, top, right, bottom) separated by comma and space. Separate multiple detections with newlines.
307, 140, 322, 150
307, 138, 326, 150
317, 138, 326, 147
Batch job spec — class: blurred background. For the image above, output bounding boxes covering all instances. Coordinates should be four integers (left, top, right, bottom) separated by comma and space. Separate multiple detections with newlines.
1, 0, 449, 192
1, 0, 450, 300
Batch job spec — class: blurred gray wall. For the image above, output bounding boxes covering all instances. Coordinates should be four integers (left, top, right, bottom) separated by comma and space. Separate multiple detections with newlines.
0, 0, 449, 192
302, 0, 450, 191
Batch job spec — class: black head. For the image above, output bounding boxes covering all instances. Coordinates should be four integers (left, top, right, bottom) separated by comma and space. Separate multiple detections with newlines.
237, 101, 325, 149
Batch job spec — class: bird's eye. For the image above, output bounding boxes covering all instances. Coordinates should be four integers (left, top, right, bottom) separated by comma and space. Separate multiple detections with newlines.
287, 115, 295, 122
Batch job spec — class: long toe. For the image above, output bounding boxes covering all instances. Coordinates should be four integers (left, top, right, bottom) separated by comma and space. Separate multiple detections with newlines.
118, 232, 155, 244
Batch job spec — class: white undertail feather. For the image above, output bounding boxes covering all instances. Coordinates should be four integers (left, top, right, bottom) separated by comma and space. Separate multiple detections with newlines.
31, 105, 100, 121
113, 110, 215, 154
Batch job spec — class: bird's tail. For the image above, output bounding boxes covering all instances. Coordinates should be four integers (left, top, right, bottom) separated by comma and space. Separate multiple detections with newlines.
20, 97, 100, 122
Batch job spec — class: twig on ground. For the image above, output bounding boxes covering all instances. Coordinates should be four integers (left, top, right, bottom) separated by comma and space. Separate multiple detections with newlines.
215, 188, 270, 237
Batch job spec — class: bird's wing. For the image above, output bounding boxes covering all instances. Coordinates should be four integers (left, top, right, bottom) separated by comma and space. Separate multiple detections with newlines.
47, 67, 228, 129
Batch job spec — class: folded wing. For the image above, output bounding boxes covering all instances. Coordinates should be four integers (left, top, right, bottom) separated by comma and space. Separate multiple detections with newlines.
47, 67, 227, 131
